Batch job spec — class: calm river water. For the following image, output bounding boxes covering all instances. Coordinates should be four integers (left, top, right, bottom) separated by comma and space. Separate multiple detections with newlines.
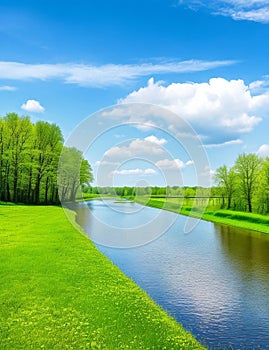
76, 199, 269, 349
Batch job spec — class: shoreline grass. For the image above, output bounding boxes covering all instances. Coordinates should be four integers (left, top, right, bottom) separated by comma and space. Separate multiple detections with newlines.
135, 196, 269, 234
0, 204, 204, 349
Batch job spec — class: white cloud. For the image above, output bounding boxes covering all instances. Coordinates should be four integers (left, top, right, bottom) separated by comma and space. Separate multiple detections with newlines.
201, 166, 215, 180
156, 158, 193, 169
179, 0, 269, 23
0, 85, 17, 91
0, 60, 236, 87
144, 168, 156, 174
104, 138, 165, 161
204, 139, 243, 148
21, 99, 45, 113
134, 122, 156, 131
113, 168, 156, 175
120, 77, 266, 141
249, 76, 269, 94
249, 80, 266, 93
229, 7, 269, 22
95, 160, 120, 166
257, 144, 269, 158
144, 135, 167, 145
114, 168, 143, 175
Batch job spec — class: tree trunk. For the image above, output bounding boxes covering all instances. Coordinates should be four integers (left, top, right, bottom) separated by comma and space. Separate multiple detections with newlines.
248, 196, 252, 212
13, 167, 18, 202
35, 175, 41, 203
45, 176, 49, 204
28, 168, 33, 203
6, 182, 11, 202
227, 196, 231, 210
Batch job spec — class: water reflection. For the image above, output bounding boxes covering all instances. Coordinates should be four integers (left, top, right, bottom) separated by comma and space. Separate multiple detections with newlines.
76, 200, 177, 248
76, 201, 269, 350
214, 225, 269, 317
215, 224, 269, 271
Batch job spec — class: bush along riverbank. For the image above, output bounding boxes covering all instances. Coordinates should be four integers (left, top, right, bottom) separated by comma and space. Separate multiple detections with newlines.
0, 204, 204, 349
135, 196, 269, 234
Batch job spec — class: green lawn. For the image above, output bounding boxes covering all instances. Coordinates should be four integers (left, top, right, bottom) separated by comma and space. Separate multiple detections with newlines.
136, 196, 269, 234
0, 205, 204, 349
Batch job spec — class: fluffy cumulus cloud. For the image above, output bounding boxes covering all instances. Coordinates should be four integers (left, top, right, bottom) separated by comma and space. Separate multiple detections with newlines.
257, 144, 269, 158
155, 159, 193, 169
97, 136, 190, 184
144, 168, 157, 174
120, 77, 269, 143
179, 0, 269, 23
21, 99, 45, 113
94, 127, 207, 185
144, 135, 167, 145
104, 137, 166, 161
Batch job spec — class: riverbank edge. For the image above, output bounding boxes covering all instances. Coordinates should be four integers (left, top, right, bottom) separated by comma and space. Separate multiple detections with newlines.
0, 204, 205, 349
136, 197, 269, 234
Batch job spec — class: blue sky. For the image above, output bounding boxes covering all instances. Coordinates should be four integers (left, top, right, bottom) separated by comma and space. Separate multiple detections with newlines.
1, 0, 269, 186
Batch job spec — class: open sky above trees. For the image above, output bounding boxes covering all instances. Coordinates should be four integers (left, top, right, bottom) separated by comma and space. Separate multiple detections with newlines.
0, 0, 269, 186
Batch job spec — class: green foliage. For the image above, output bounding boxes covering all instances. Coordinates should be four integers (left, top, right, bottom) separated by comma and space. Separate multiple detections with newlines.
84, 150, 269, 216
58, 147, 93, 202
213, 210, 269, 225
214, 165, 237, 209
0, 205, 204, 349
234, 153, 261, 212
256, 157, 269, 214
0, 113, 93, 204
214, 153, 269, 213
139, 196, 269, 234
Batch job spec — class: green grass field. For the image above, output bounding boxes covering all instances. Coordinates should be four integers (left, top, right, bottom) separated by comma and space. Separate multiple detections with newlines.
0, 204, 204, 349
136, 196, 269, 234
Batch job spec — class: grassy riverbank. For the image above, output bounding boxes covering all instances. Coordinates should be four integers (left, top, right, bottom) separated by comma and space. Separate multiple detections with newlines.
0, 204, 204, 349
136, 197, 269, 234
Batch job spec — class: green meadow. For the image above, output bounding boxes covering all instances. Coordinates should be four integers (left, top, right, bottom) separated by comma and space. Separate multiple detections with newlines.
136, 196, 269, 234
0, 204, 204, 349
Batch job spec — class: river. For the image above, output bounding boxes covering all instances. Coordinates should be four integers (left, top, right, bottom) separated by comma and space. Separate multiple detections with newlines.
76, 199, 269, 349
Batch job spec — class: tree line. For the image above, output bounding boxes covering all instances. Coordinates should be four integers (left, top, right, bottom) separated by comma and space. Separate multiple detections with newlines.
85, 185, 211, 198
85, 152, 269, 215
0, 113, 93, 204
215, 153, 269, 213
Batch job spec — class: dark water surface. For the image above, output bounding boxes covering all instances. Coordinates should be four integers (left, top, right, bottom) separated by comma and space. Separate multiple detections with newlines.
76, 200, 269, 349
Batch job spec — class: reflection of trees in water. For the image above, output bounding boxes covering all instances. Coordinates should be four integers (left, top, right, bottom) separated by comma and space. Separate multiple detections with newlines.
215, 224, 269, 286
216, 225, 269, 310
215, 224, 269, 316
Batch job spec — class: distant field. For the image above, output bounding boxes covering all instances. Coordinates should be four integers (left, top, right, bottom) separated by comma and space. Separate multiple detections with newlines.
0, 204, 204, 349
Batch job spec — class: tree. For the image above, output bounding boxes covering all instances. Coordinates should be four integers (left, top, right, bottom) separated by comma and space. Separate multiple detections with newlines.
33, 121, 63, 203
0, 118, 5, 200
214, 165, 237, 209
0, 113, 33, 202
58, 147, 93, 202
235, 153, 261, 212
0, 113, 92, 204
256, 157, 269, 214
